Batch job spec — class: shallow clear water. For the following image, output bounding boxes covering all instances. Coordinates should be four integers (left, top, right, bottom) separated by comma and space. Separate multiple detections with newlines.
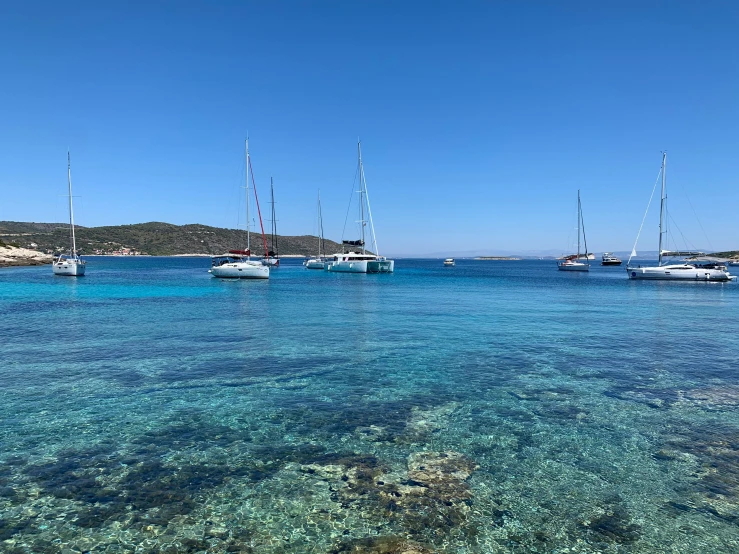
1, 257, 738, 553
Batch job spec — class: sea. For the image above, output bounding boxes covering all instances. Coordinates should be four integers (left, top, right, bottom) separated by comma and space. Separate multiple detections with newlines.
1, 257, 738, 553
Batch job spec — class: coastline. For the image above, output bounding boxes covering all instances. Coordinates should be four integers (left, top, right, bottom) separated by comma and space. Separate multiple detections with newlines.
0, 246, 53, 268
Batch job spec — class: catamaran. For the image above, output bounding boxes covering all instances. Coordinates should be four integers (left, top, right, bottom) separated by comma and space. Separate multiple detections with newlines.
262, 177, 280, 266
325, 141, 394, 273
304, 191, 327, 269
210, 139, 269, 279
558, 190, 590, 272
627, 152, 733, 281
53, 152, 86, 277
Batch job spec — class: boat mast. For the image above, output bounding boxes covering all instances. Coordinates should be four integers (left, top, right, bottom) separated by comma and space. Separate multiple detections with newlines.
576, 190, 581, 260
658, 152, 667, 266
358, 140, 366, 255
318, 190, 325, 258
357, 141, 380, 257
270, 177, 277, 257
67, 151, 77, 257
579, 190, 588, 258
245, 138, 250, 256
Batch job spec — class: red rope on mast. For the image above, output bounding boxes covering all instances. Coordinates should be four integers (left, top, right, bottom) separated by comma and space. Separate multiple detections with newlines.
248, 156, 270, 257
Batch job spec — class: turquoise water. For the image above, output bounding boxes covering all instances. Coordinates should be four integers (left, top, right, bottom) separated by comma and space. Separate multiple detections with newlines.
1, 257, 738, 553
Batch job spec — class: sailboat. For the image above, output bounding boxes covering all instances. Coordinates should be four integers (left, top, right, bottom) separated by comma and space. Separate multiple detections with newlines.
304, 191, 327, 269
627, 153, 733, 281
325, 141, 394, 273
53, 152, 86, 276
558, 190, 590, 272
262, 177, 280, 266
209, 139, 269, 279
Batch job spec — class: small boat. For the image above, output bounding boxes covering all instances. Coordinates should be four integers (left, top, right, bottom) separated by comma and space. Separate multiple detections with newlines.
601, 252, 622, 266
729, 260, 739, 266
210, 139, 270, 279
304, 191, 327, 269
53, 152, 86, 277
558, 190, 590, 272
262, 177, 280, 267
325, 141, 394, 274
627, 153, 733, 282
443, 258, 455, 266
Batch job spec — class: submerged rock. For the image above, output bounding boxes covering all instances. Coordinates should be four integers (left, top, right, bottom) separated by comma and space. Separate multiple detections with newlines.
329, 535, 434, 553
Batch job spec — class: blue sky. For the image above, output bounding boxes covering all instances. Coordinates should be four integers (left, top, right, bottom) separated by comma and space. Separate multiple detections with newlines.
1, 1, 738, 256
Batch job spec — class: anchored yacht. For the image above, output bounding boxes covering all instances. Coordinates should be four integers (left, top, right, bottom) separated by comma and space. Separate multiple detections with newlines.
53, 152, 86, 277
601, 253, 622, 266
626, 153, 733, 282
325, 141, 394, 274
210, 139, 270, 279
558, 190, 590, 272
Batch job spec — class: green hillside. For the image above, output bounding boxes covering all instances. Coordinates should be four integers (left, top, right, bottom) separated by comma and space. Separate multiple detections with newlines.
0, 221, 345, 257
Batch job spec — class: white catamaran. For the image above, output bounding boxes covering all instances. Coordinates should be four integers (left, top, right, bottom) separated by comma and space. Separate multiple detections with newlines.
627, 152, 733, 282
53, 152, 86, 277
210, 139, 269, 279
304, 191, 327, 269
325, 141, 394, 273
558, 190, 590, 272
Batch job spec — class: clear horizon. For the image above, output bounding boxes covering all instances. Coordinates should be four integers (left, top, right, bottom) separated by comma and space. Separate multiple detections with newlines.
2, 1, 738, 256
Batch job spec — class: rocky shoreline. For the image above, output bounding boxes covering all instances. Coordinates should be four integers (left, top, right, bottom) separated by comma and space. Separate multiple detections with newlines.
0, 246, 53, 267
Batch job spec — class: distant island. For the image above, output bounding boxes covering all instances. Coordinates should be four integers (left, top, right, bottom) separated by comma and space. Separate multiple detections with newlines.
474, 256, 521, 261
0, 221, 342, 258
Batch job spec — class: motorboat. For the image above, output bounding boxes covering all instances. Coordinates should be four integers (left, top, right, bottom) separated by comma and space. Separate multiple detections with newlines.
627, 153, 733, 282
325, 141, 394, 274
444, 258, 455, 266
53, 152, 86, 277
558, 190, 590, 272
601, 252, 622, 266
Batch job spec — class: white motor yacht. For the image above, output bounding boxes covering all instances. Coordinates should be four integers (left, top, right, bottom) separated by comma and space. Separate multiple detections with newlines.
443, 258, 455, 266
627, 153, 733, 282
558, 190, 590, 272
325, 141, 394, 274
601, 252, 622, 266
53, 152, 86, 277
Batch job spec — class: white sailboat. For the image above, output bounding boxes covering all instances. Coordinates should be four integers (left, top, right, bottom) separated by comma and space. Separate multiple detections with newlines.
304, 191, 327, 269
53, 152, 86, 276
558, 190, 590, 272
210, 139, 269, 279
262, 177, 280, 266
627, 153, 733, 282
325, 141, 394, 274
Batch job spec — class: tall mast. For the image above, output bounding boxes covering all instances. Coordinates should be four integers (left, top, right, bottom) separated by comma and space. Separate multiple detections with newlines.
580, 191, 588, 258
245, 138, 250, 256
576, 190, 581, 259
270, 177, 277, 257
318, 190, 324, 258
658, 152, 667, 266
67, 151, 77, 256
358, 140, 365, 254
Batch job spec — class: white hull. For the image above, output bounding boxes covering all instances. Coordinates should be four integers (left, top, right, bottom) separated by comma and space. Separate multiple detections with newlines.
304, 258, 325, 269
262, 257, 280, 266
628, 265, 733, 281
53, 260, 86, 276
326, 259, 395, 273
210, 261, 269, 279
558, 262, 589, 272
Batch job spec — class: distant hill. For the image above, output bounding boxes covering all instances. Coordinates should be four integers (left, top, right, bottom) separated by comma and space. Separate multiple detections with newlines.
709, 251, 739, 259
0, 221, 344, 257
